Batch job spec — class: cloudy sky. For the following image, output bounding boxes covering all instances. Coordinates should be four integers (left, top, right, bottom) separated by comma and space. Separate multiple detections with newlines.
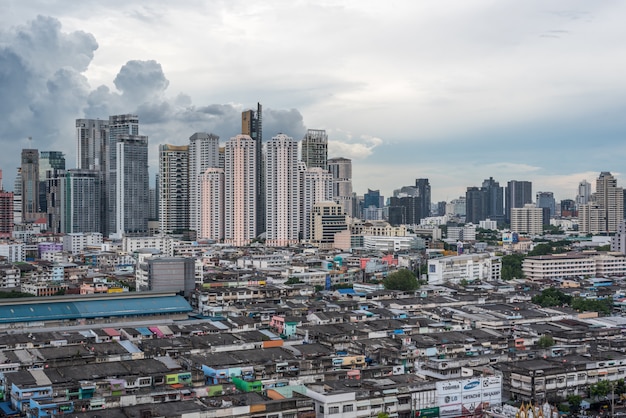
1, 0, 625, 203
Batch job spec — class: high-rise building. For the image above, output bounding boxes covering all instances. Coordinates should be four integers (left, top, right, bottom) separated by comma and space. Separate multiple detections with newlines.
38, 151, 65, 214
21, 149, 40, 223
299, 163, 333, 240
241, 103, 264, 235
44, 169, 65, 234
482, 177, 504, 221
536, 191, 556, 225
510, 204, 543, 235
199, 168, 224, 241
188, 132, 220, 233
505, 180, 532, 223
106, 115, 149, 238
159, 144, 189, 234
592, 172, 623, 233
415, 178, 431, 220
388, 195, 420, 226
465, 186, 487, 224
0, 170, 14, 238
576, 180, 592, 208
265, 134, 299, 246
560, 199, 576, 217
12, 169, 22, 225
62, 169, 101, 234
76, 119, 109, 171
76, 118, 109, 235
328, 157, 353, 217
364, 189, 382, 210
301, 129, 328, 171
225, 134, 257, 246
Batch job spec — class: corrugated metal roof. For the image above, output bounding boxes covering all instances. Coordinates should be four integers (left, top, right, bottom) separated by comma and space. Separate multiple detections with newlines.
0, 295, 192, 324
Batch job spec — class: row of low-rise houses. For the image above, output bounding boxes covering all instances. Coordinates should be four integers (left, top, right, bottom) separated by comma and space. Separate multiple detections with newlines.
3, 268, 626, 417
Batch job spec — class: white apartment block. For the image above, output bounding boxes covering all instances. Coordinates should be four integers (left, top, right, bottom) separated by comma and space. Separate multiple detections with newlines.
122, 235, 175, 257
0, 242, 25, 262
224, 134, 257, 246
523, 251, 626, 281
0, 264, 20, 288
63, 232, 103, 254
427, 253, 502, 284
189, 132, 220, 234
158, 144, 189, 234
265, 134, 299, 247
363, 235, 422, 252
447, 225, 477, 241
199, 168, 224, 241
510, 204, 543, 235
299, 163, 333, 240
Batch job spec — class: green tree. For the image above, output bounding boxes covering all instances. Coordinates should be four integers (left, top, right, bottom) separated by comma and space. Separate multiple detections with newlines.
532, 288, 572, 307
383, 269, 419, 291
500, 254, 525, 280
285, 277, 301, 285
528, 243, 553, 256
537, 334, 555, 348
566, 394, 582, 412
590, 379, 612, 398
571, 297, 613, 315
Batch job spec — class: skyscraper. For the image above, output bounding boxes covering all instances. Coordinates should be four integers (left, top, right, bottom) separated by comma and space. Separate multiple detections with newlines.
594, 171, 623, 233
225, 134, 257, 246
159, 144, 189, 234
299, 162, 333, 240
106, 114, 148, 238
415, 178, 431, 220
505, 180, 532, 223
265, 134, 299, 247
328, 157, 353, 217
188, 132, 220, 233
76, 119, 109, 171
21, 149, 40, 222
465, 186, 487, 224
576, 180, 591, 208
0, 170, 14, 238
242, 103, 264, 235
76, 118, 109, 235
199, 168, 224, 241
536, 191, 556, 225
39, 151, 65, 215
62, 169, 101, 233
481, 177, 504, 221
301, 129, 328, 171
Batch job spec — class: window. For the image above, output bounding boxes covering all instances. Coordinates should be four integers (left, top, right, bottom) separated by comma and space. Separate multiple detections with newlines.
343, 404, 354, 412
329, 406, 339, 414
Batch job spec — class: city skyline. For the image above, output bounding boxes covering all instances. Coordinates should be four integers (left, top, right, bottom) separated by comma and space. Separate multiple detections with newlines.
1, 2, 626, 202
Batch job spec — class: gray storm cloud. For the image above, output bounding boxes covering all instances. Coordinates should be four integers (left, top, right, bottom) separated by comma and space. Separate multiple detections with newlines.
0, 16, 306, 190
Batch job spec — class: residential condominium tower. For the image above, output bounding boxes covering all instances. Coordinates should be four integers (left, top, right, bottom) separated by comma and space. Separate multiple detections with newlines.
299, 162, 333, 240
188, 132, 220, 233
505, 180, 532, 224
580, 172, 624, 234
265, 134, 299, 247
62, 169, 101, 234
241, 103, 264, 235
199, 168, 224, 241
106, 114, 149, 238
328, 157, 353, 218
159, 144, 189, 234
21, 149, 40, 222
224, 134, 257, 246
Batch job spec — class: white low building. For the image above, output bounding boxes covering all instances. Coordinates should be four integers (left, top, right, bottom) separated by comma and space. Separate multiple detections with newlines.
427, 253, 501, 284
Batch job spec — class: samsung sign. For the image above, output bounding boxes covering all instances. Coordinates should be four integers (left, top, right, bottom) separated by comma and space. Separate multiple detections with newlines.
463, 380, 480, 390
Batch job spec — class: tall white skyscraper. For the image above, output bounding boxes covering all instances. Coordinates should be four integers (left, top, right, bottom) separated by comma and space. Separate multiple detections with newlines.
265, 134, 299, 247
76, 119, 108, 171
188, 132, 220, 233
199, 168, 224, 241
225, 134, 257, 246
159, 144, 189, 234
328, 157, 353, 217
62, 169, 101, 233
299, 162, 333, 240
579, 172, 624, 234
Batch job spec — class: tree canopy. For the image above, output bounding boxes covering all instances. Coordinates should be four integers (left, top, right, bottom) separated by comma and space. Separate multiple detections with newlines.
383, 269, 419, 291
501, 254, 525, 280
532, 288, 572, 307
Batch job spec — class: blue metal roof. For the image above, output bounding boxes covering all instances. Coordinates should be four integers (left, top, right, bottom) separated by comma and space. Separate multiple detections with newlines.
0, 295, 192, 324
